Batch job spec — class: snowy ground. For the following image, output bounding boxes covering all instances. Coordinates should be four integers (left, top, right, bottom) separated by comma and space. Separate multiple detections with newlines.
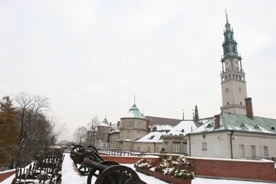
2, 153, 274, 184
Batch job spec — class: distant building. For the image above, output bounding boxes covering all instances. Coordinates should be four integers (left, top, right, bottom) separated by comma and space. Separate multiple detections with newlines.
117, 104, 149, 151
162, 120, 197, 155
133, 131, 165, 153
95, 118, 112, 149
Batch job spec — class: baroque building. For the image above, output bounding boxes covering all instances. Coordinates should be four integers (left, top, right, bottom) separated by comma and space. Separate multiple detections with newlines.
187, 14, 276, 160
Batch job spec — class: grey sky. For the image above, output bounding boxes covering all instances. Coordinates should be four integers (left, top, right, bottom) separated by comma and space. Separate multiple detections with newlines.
1, 1, 276, 141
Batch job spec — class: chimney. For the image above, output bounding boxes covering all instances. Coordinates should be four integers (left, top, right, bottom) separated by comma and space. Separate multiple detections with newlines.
117, 121, 120, 127
245, 97, 254, 119
214, 114, 220, 129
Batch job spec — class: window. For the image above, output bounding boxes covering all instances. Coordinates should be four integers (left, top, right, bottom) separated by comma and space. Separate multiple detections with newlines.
165, 142, 168, 152
127, 130, 130, 139
264, 146, 269, 158
251, 145, 256, 158
173, 143, 180, 153
202, 142, 207, 150
137, 146, 140, 151
203, 134, 206, 138
239, 144, 245, 157
147, 146, 150, 152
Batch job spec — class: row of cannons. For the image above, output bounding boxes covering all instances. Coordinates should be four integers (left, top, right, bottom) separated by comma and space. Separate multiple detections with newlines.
70, 145, 147, 184
12, 151, 64, 184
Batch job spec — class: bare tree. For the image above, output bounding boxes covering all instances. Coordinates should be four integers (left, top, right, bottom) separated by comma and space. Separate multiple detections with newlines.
73, 126, 87, 144
86, 116, 100, 146
14, 92, 51, 166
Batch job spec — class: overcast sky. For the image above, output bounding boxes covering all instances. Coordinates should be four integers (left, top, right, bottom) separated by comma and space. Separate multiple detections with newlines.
1, 1, 276, 141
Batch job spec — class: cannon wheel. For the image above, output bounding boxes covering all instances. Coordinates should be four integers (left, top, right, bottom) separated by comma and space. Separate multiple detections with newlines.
72, 145, 85, 153
95, 165, 146, 184
87, 161, 119, 184
70, 145, 85, 161
76, 153, 103, 176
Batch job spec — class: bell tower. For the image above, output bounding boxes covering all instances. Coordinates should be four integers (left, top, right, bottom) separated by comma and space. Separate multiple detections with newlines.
220, 12, 247, 114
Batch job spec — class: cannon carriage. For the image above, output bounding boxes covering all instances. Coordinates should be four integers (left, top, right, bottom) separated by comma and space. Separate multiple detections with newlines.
70, 145, 146, 184
12, 151, 64, 184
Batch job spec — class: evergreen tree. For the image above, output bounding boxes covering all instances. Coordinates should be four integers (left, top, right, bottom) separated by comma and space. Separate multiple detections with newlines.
0, 96, 19, 169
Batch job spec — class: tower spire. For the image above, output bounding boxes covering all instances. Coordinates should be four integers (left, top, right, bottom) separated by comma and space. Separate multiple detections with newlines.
220, 12, 248, 115
225, 9, 228, 23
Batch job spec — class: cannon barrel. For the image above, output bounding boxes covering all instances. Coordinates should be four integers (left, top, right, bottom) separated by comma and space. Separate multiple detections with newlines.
82, 158, 108, 172
70, 150, 103, 163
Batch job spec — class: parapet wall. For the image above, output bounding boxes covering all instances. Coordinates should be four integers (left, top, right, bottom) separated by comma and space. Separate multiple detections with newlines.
101, 154, 276, 182
0, 169, 15, 182
188, 157, 276, 182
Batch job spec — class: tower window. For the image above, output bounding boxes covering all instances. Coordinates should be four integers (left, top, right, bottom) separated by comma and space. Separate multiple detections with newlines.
227, 102, 229, 105
233, 47, 235, 51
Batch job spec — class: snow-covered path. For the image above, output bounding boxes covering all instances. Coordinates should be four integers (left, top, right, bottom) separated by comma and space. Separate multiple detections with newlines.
1, 153, 273, 184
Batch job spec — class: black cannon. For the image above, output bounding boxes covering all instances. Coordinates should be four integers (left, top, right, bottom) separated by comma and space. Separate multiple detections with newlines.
70, 145, 146, 184
83, 158, 146, 184
70, 145, 113, 175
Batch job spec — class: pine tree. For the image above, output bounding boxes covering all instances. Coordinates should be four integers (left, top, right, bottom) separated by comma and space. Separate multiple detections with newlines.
0, 96, 19, 168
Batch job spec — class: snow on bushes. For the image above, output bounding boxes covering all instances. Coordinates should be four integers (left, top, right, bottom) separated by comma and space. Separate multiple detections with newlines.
134, 154, 194, 179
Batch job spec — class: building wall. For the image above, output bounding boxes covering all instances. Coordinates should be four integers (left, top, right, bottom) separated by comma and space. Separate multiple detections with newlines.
119, 118, 148, 141
189, 131, 276, 159
133, 142, 163, 153
163, 135, 187, 154
231, 132, 276, 159
95, 125, 112, 149
109, 132, 120, 149
97, 126, 111, 142
119, 118, 149, 151
188, 132, 232, 158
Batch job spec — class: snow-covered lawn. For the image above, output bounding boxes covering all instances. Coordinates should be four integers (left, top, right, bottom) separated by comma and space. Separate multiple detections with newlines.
1, 153, 273, 184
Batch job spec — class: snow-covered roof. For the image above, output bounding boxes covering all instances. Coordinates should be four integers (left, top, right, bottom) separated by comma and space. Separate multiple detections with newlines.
188, 112, 276, 135
150, 124, 174, 131
135, 132, 166, 143
165, 120, 197, 136
121, 104, 146, 120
